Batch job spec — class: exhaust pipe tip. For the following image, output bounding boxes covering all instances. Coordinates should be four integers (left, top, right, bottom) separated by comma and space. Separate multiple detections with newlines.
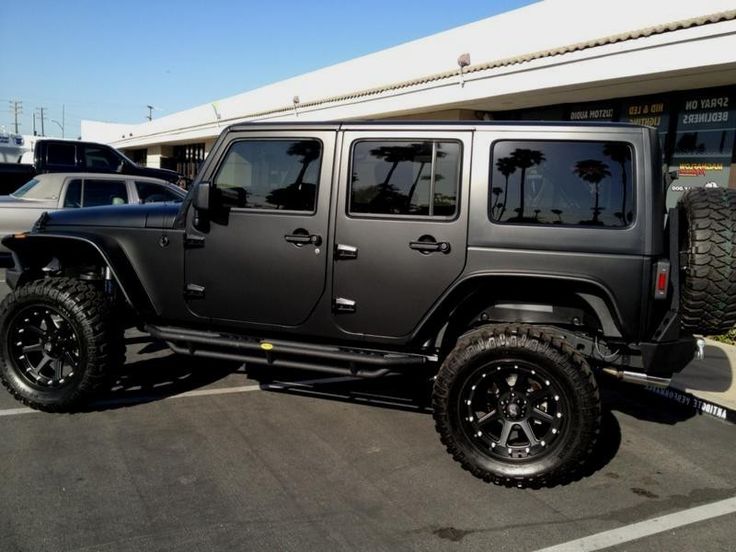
602, 368, 671, 388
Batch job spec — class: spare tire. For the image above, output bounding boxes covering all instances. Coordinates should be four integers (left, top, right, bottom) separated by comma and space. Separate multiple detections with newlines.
679, 187, 736, 335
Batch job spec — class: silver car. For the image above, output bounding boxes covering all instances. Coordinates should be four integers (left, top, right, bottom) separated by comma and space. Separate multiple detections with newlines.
0, 172, 185, 265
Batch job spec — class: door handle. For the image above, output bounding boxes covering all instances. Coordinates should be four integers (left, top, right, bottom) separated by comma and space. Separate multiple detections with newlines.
285, 232, 322, 246
409, 239, 451, 254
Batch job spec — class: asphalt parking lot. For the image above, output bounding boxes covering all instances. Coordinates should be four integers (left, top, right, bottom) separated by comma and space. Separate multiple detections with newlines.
1, 271, 735, 552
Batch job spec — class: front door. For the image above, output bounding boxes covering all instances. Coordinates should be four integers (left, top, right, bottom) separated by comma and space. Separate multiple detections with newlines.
184, 130, 336, 327
333, 130, 471, 338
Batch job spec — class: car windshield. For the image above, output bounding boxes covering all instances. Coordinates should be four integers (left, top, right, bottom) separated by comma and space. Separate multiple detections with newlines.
11, 178, 62, 200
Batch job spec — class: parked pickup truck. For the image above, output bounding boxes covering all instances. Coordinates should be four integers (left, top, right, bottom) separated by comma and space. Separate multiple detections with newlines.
0, 139, 180, 195
0, 173, 185, 267
1, 121, 734, 488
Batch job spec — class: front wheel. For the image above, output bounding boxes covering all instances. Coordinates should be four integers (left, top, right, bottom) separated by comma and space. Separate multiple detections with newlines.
0, 278, 124, 411
432, 325, 601, 488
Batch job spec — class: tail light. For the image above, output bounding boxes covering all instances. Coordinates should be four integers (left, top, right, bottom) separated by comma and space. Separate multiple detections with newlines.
654, 260, 670, 300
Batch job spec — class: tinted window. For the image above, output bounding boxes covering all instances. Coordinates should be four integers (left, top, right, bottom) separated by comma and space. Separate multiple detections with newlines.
84, 145, 120, 171
46, 143, 76, 167
82, 179, 128, 207
135, 181, 181, 203
350, 140, 460, 217
490, 141, 634, 227
213, 140, 322, 211
63, 180, 82, 208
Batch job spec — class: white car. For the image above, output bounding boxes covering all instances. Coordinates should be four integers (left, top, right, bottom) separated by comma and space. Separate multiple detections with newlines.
0, 172, 185, 266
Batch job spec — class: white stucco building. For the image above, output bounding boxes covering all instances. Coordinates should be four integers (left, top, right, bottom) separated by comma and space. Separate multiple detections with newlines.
82, 0, 736, 188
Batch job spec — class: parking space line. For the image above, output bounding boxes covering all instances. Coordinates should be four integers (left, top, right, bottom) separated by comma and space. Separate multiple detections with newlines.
0, 407, 37, 417
0, 375, 359, 417
534, 496, 736, 552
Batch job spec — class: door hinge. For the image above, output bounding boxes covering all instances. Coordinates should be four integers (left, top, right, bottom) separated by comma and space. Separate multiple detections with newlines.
184, 234, 206, 248
184, 283, 206, 299
333, 297, 356, 313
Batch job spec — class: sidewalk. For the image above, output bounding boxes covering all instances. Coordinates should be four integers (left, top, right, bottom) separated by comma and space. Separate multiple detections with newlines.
668, 339, 736, 413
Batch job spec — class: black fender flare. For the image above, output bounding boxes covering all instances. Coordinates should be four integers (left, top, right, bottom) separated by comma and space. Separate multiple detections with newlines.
2, 233, 156, 316
410, 272, 626, 347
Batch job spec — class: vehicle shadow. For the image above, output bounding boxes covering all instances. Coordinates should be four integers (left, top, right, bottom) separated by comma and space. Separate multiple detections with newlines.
601, 380, 696, 425
671, 343, 733, 393
85, 356, 240, 410
84, 335, 646, 482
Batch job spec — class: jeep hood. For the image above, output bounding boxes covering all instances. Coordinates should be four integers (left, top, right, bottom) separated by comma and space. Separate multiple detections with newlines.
39, 203, 180, 229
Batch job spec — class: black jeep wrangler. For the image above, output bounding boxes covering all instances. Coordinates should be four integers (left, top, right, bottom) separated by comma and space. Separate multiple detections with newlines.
1, 122, 734, 487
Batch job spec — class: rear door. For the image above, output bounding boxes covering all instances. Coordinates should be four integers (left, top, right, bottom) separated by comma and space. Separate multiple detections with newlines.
333, 129, 471, 338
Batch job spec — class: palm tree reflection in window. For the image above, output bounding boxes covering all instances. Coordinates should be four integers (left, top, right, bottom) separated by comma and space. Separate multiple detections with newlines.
494, 157, 516, 219
510, 149, 545, 222
574, 159, 611, 226
493, 149, 545, 222
353, 142, 449, 214
603, 142, 632, 225
266, 141, 321, 210
367, 144, 426, 213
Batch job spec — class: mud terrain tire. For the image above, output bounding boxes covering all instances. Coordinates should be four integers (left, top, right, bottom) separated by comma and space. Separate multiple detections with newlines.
432, 324, 601, 488
679, 188, 736, 335
0, 278, 124, 411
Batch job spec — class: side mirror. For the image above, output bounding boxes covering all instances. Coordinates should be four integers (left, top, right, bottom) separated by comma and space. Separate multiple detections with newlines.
192, 182, 210, 211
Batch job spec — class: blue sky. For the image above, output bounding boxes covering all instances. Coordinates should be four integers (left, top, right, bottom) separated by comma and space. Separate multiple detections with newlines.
0, 0, 534, 139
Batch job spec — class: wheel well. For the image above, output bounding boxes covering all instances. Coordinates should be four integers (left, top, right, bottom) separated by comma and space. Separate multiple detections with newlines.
11, 237, 107, 285
6, 236, 152, 319
414, 276, 623, 355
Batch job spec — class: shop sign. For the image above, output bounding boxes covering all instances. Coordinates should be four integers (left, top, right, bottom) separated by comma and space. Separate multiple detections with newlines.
667, 90, 736, 206
621, 99, 668, 131
567, 105, 615, 121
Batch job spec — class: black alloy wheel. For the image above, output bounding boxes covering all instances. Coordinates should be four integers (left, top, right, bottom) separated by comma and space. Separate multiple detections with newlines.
7, 306, 82, 389
458, 360, 569, 462
433, 324, 601, 488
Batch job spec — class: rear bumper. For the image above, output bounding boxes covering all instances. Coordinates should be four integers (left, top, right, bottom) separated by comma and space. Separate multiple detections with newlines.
640, 337, 697, 378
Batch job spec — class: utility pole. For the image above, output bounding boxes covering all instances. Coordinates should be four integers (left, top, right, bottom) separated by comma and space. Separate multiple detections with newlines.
146, 105, 154, 121
9, 100, 22, 133
51, 105, 66, 138
36, 107, 47, 136
32, 112, 37, 136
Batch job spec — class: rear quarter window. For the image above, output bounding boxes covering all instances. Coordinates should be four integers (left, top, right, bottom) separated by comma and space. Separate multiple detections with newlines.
489, 140, 635, 228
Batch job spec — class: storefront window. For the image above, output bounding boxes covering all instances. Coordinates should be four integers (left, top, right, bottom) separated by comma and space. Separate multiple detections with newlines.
669, 90, 736, 206
173, 143, 205, 179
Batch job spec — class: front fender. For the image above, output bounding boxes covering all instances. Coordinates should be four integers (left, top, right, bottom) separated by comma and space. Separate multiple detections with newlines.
2, 232, 156, 316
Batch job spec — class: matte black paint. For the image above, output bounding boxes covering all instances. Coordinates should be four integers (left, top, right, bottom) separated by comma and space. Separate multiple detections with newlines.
3, 122, 682, 374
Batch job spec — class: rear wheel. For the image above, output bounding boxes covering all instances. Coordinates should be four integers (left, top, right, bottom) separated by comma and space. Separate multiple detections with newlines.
432, 325, 600, 488
0, 278, 124, 411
